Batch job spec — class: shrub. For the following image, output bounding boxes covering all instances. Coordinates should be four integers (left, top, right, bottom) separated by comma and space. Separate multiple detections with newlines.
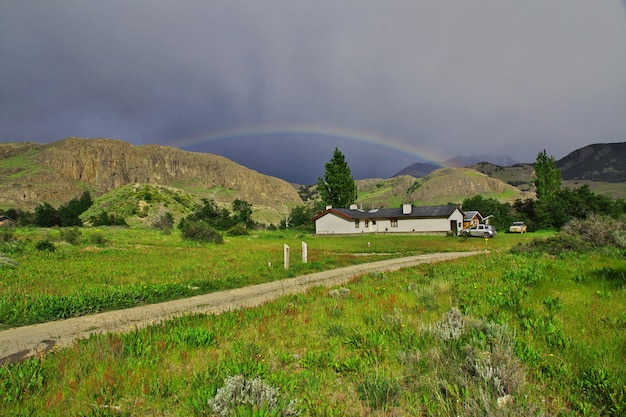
152, 209, 174, 234
464, 322, 526, 397
426, 307, 465, 342
0, 252, 17, 268
226, 223, 249, 236
328, 288, 351, 298
0, 227, 15, 242
59, 227, 82, 245
207, 375, 299, 417
89, 211, 128, 227
34, 239, 56, 252
561, 214, 626, 247
180, 220, 223, 244
88, 232, 108, 246
510, 234, 591, 256
614, 230, 626, 248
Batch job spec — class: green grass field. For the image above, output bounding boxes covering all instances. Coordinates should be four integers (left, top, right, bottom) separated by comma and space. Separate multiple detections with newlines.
1, 228, 624, 416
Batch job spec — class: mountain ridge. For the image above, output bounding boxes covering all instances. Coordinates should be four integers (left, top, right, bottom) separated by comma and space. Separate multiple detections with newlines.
396, 142, 626, 185
0, 137, 302, 211
1, 138, 624, 218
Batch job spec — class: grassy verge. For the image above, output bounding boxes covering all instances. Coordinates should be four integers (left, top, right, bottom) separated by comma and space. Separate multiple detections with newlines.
0, 228, 532, 327
1, 232, 624, 416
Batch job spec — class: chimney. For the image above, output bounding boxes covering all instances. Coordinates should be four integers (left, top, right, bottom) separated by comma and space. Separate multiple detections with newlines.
349, 204, 358, 210
402, 204, 412, 215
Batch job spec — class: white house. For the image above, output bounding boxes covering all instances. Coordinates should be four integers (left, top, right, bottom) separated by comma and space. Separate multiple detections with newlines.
313, 204, 464, 235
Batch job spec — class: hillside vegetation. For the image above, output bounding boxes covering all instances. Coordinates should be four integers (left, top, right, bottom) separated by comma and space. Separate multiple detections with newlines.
355, 168, 533, 209
0, 138, 302, 223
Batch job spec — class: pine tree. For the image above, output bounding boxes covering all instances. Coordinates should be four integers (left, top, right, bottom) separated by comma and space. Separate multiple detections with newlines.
317, 148, 358, 208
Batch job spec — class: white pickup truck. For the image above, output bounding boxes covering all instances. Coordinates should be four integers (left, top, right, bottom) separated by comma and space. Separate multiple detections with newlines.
460, 224, 497, 238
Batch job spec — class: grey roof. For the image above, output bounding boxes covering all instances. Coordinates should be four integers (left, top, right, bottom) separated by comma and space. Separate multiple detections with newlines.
463, 210, 482, 221
317, 205, 461, 221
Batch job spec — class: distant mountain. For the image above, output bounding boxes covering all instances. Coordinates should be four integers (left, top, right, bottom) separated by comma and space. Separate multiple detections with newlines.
557, 142, 626, 182
394, 162, 442, 178
468, 142, 626, 199
445, 154, 519, 168
0, 138, 302, 219
395, 155, 518, 178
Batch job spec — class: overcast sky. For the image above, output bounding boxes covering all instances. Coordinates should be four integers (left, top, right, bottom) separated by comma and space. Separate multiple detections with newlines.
1, 1, 625, 183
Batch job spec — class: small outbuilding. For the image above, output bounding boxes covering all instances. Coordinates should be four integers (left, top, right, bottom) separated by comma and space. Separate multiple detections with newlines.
463, 210, 483, 229
313, 204, 464, 235
0, 216, 16, 227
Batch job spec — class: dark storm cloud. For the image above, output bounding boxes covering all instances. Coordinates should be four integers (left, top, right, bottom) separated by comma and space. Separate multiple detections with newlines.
1, 1, 625, 183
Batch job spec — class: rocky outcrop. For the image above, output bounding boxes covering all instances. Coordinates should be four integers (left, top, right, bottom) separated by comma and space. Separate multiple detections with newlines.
0, 137, 302, 209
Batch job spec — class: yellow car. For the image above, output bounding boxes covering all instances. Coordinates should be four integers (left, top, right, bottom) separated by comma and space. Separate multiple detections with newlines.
509, 222, 527, 233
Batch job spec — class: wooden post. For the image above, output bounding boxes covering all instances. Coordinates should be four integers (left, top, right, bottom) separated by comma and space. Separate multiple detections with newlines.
302, 241, 308, 263
284, 244, 290, 269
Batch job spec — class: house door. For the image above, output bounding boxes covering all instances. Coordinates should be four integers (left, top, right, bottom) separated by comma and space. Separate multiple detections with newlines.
450, 220, 457, 234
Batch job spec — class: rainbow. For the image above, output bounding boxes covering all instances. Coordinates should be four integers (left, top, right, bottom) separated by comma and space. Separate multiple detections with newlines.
170, 124, 448, 165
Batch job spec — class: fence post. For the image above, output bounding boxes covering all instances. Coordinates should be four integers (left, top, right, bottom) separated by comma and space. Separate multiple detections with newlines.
284, 244, 290, 269
302, 241, 308, 263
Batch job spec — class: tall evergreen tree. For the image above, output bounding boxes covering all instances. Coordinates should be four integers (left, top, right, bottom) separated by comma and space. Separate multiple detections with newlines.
317, 148, 358, 208
34, 202, 61, 227
533, 149, 562, 228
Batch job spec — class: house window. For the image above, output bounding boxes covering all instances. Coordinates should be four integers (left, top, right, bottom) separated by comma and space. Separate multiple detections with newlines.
355, 220, 360, 228
365, 220, 369, 227
390, 219, 398, 227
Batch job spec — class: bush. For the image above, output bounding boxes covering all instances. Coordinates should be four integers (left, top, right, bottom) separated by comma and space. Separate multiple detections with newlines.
426, 307, 465, 342
0, 252, 17, 268
180, 220, 223, 244
510, 234, 591, 256
226, 223, 249, 236
207, 375, 299, 417
561, 214, 626, 247
89, 211, 128, 227
88, 232, 108, 246
35, 239, 56, 252
0, 226, 15, 242
152, 209, 174, 234
59, 227, 82, 245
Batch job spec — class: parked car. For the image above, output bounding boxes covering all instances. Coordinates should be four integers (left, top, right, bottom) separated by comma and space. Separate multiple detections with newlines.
460, 224, 497, 238
509, 222, 527, 233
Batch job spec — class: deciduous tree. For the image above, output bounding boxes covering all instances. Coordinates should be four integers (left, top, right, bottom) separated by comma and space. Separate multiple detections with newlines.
533, 149, 562, 228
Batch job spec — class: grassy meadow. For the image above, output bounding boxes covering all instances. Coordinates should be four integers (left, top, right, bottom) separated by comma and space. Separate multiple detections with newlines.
0, 228, 511, 328
1, 228, 625, 416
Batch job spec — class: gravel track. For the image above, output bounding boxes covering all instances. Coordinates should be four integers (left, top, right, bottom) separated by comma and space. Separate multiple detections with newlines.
0, 251, 485, 364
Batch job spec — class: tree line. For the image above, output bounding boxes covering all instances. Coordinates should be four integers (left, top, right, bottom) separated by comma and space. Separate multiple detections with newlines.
302, 147, 626, 233
462, 150, 626, 232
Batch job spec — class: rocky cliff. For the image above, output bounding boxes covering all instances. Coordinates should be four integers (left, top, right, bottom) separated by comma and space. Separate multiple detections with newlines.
0, 137, 302, 210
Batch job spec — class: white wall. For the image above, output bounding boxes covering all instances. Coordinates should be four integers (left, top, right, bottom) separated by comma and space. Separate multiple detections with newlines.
315, 209, 464, 235
315, 213, 366, 234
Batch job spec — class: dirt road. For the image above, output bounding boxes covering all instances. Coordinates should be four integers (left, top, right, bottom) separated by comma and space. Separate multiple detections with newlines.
0, 251, 485, 364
